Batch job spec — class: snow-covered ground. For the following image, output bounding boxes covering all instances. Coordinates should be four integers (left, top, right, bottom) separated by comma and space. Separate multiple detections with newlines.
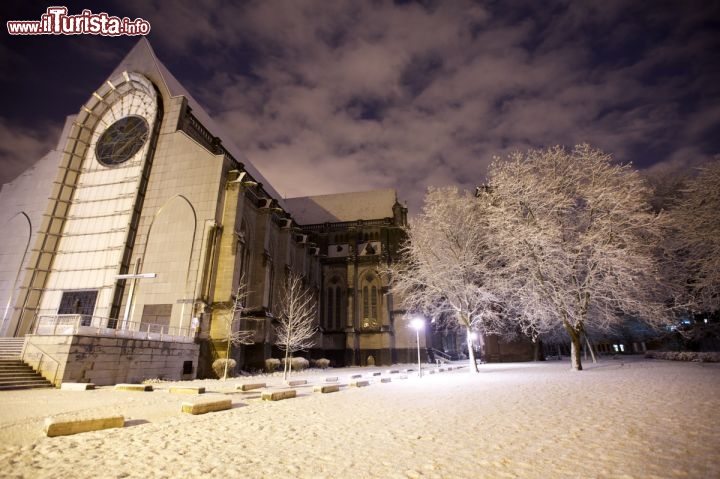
1, 357, 718, 478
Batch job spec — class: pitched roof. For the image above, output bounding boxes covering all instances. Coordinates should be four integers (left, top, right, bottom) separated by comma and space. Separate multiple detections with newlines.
285, 189, 397, 225
109, 38, 285, 205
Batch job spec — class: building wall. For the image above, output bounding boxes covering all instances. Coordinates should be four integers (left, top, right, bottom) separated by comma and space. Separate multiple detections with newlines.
0, 144, 64, 337
3, 40, 514, 381
23, 334, 199, 386
127, 129, 223, 335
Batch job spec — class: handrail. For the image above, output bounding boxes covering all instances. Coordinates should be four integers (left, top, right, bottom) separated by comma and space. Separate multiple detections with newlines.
33, 314, 196, 342
21, 341, 60, 386
429, 348, 453, 364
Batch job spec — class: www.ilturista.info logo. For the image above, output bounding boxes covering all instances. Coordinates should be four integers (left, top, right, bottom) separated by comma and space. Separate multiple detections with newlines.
7, 7, 151, 36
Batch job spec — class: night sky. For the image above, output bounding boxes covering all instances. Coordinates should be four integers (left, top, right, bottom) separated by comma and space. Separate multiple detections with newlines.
2, 0, 719, 212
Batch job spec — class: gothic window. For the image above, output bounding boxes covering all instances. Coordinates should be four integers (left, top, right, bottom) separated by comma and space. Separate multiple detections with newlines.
325, 277, 344, 330
362, 286, 369, 320
327, 287, 335, 329
263, 245, 275, 311
334, 286, 340, 329
361, 273, 380, 330
235, 220, 250, 285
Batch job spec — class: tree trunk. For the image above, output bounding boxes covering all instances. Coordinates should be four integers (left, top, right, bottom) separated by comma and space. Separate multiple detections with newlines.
466, 333, 479, 373
533, 339, 545, 361
223, 340, 231, 381
563, 320, 583, 371
283, 349, 291, 381
585, 335, 597, 363
569, 333, 583, 370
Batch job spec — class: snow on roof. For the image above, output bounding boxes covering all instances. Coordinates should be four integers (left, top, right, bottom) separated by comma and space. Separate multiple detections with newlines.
285, 188, 397, 225
108, 38, 286, 207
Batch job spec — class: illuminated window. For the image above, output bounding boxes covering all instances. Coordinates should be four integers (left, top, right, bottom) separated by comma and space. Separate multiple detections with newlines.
361, 273, 380, 330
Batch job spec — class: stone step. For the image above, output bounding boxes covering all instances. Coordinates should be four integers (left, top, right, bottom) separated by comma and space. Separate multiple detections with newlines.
0, 373, 51, 381
0, 380, 53, 390
0, 367, 36, 373
0, 339, 24, 359
0, 357, 54, 390
0, 373, 43, 380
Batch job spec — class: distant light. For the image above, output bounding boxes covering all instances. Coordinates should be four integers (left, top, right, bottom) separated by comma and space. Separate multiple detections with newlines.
468, 331, 478, 340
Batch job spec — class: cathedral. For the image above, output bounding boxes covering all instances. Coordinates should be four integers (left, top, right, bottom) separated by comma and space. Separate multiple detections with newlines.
0, 39, 422, 385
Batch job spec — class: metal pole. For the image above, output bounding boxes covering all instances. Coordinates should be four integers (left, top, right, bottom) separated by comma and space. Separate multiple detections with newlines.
416, 328, 422, 377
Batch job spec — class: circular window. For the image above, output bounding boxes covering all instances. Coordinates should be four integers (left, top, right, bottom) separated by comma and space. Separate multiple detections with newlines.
95, 116, 149, 166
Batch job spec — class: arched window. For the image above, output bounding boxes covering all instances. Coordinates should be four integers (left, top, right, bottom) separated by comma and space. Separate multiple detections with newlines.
325, 277, 344, 331
361, 273, 380, 330
326, 286, 335, 328
235, 220, 250, 285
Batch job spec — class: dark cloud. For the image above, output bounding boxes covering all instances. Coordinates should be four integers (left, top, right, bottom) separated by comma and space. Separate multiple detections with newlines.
1, 0, 719, 213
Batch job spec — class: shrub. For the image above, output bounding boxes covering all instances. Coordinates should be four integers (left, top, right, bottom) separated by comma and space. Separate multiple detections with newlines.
212, 358, 237, 378
281, 356, 309, 372
292, 356, 309, 371
265, 358, 281, 373
644, 351, 720, 362
314, 358, 330, 369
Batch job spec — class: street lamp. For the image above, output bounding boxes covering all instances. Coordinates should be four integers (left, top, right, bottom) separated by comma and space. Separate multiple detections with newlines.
410, 317, 425, 377
468, 331, 478, 365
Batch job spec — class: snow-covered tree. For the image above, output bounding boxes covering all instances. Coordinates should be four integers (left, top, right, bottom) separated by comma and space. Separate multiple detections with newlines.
274, 272, 317, 380
391, 187, 504, 373
482, 144, 671, 370
219, 278, 255, 380
663, 159, 720, 313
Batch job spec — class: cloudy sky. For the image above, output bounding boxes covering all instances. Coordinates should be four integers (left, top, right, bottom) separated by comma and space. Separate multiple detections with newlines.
2, 0, 718, 212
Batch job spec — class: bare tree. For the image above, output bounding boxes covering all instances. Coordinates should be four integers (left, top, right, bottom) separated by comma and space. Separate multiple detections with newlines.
482, 145, 671, 370
664, 159, 720, 313
274, 272, 317, 380
391, 187, 504, 373
219, 278, 254, 380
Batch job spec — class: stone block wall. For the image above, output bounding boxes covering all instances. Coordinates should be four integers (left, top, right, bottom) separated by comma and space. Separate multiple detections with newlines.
23, 334, 199, 386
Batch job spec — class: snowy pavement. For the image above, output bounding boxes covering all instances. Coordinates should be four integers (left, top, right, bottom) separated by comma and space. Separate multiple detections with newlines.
0, 357, 718, 478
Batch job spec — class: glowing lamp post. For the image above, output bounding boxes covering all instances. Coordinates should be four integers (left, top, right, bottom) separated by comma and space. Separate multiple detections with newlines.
410, 317, 425, 377
468, 331, 478, 365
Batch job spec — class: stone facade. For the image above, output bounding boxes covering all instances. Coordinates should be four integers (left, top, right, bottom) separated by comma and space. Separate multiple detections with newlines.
287, 191, 410, 367
0, 38, 423, 382
23, 335, 199, 386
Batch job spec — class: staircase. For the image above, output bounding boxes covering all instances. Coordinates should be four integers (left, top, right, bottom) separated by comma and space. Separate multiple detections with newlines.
0, 338, 54, 390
